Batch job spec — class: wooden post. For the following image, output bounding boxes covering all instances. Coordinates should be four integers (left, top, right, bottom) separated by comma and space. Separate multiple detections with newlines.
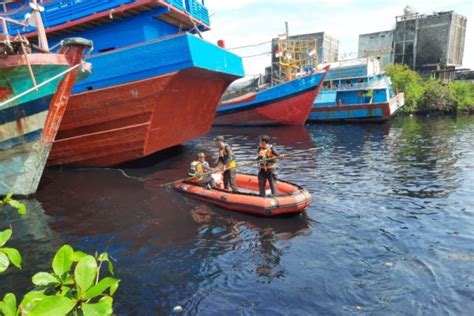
30, 0, 49, 51
1, 18, 10, 46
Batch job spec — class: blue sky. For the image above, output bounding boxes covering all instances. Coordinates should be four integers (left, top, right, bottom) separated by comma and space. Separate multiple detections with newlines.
204, 0, 474, 76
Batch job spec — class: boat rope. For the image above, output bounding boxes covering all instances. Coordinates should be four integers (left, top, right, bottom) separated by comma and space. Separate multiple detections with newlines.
241, 51, 272, 59
160, 147, 320, 187
228, 40, 272, 50
0, 61, 85, 108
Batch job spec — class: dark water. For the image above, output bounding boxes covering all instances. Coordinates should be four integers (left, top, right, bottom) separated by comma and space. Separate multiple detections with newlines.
1, 116, 473, 315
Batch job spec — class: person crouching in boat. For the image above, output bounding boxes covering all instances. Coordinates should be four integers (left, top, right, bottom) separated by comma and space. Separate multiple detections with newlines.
257, 135, 281, 197
188, 152, 215, 189
214, 136, 238, 192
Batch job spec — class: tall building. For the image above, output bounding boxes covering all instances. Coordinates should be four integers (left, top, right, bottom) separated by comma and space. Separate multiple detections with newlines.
358, 30, 394, 69
358, 9, 467, 80
393, 11, 467, 73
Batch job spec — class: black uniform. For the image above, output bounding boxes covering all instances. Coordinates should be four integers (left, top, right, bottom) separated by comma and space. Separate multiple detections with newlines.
257, 145, 280, 196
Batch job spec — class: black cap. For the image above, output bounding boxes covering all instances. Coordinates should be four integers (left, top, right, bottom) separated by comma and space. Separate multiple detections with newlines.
259, 135, 270, 143
214, 136, 225, 142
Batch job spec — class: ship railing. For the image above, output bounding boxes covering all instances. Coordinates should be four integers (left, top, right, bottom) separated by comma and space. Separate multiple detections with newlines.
5, 0, 210, 34
323, 80, 388, 91
166, 0, 210, 26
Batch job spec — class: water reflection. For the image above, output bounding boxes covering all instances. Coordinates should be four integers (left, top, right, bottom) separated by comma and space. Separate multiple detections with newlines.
2, 116, 473, 315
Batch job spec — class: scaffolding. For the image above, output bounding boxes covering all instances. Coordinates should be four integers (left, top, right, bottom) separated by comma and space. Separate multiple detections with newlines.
271, 37, 318, 86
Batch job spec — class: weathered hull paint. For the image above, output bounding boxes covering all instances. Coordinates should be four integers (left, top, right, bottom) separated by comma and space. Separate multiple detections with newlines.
0, 44, 88, 196
214, 68, 329, 126
309, 93, 405, 123
47, 68, 237, 167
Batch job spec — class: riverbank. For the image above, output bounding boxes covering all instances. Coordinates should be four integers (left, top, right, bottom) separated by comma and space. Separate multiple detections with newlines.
386, 64, 474, 114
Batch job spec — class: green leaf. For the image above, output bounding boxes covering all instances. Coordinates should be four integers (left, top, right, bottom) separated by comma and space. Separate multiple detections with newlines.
81, 296, 113, 316
52, 245, 74, 279
19, 290, 48, 313
4, 193, 13, 203
0, 247, 22, 269
32, 272, 60, 286
8, 200, 26, 215
97, 252, 114, 275
28, 295, 77, 316
0, 293, 17, 316
75, 255, 97, 295
83, 277, 120, 299
0, 229, 12, 247
0, 252, 10, 273
72, 251, 87, 262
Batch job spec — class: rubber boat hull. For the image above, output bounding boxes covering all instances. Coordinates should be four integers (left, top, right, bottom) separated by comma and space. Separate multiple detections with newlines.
175, 174, 312, 217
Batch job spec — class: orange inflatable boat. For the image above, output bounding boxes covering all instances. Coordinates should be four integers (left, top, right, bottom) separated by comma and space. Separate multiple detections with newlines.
174, 173, 312, 216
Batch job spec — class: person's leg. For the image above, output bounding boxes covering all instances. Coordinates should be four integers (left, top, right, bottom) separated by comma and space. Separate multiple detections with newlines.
223, 171, 230, 190
268, 169, 278, 196
258, 169, 266, 196
229, 169, 238, 192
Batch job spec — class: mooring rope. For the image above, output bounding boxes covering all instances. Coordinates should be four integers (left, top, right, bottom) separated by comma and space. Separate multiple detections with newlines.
0, 61, 85, 108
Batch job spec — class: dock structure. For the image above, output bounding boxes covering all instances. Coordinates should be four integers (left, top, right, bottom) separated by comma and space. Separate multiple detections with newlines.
358, 9, 467, 81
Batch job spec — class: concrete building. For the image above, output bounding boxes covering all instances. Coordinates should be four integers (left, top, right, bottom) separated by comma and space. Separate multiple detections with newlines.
358, 30, 394, 69
393, 11, 467, 74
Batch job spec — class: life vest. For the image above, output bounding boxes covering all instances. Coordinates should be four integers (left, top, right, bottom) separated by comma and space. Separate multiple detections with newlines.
258, 145, 277, 169
219, 144, 237, 169
188, 161, 204, 182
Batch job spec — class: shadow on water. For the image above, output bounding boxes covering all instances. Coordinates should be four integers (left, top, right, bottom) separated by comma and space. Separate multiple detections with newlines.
1, 117, 473, 315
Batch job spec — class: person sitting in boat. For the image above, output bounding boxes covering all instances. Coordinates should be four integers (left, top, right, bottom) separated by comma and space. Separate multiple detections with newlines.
257, 135, 281, 197
188, 152, 215, 189
214, 136, 238, 192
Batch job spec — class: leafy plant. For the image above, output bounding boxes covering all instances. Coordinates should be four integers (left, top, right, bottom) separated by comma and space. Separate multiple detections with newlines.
1, 199, 119, 315
1, 194, 26, 216
0, 245, 119, 316
0, 228, 22, 274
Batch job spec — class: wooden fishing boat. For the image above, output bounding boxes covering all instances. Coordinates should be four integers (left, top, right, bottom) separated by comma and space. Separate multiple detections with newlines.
4, 0, 244, 167
0, 8, 92, 196
174, 174, 312, 216
214, 67, 329, 126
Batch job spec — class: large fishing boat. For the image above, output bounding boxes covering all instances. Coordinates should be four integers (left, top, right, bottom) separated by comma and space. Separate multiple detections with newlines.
3, 0, 244, 167
0, 5, 92, 195
309, 58, 404, 122
215, 36, 327, 126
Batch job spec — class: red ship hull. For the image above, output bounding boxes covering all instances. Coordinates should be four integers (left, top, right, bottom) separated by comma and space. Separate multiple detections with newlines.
214, 68, 328, 126
48, 68, 237, 167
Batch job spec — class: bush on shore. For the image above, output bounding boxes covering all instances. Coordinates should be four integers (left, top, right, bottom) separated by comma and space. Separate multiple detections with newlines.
385, 64, 474, 114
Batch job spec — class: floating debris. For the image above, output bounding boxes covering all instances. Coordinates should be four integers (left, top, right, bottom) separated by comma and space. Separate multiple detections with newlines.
385, 261, 394, 268
173, 305, 183, 313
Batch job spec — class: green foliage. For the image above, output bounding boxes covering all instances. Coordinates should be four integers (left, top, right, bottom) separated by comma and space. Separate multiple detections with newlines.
0, 244, 119, 316
386, 64, 474, 114
0, 194, 26, 215
449, 81, 474, 111
0, 228, 22, 273
1, 193, 119, 315
385, 64, 424, 113
418, 79, 457, 114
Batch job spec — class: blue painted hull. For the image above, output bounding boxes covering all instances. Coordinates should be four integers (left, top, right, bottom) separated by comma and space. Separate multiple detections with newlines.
73, 34, 244, 94
0, 95, 53, 196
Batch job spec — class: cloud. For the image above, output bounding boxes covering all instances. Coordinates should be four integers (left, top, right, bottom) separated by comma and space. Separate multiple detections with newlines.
203, 0, 474, 74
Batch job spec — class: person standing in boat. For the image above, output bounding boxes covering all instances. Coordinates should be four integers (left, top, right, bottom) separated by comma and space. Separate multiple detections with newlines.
188, 152, 215, 189
214, 136, 238, 192
257, 135, 281, 197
